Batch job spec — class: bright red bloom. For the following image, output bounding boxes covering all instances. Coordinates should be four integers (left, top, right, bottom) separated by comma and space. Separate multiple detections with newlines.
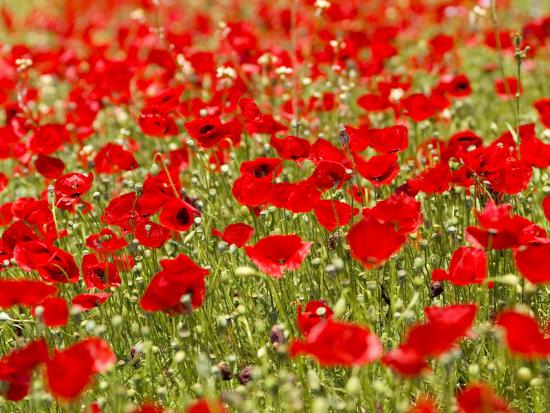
159, 198, 199, 232
270, 135, 310, 161
35, 155, 65, 179
54, 172, 94, 211
290, 319, 383, 367
495, 77, 522, 99
457, 382, 514, 413
432, 247, 487, 286
268, 181, 321, 213
185, 116, 230, 148
145, 85, 184, 113
313, 200, 356, 232
496, 310, 550, 358
29, 124, 69, 155
534, 98, 550, 128
135, 221, 172, 248
240, 157, 282, 181
353, 153, 399, 186
296, 300, 334, 336
407, 396, 441, 413
139, 108, 178, 137
408, 162, 453, 195
232, 175, 272, 207
86, 228, 128, 253
0, 279, 57, 309
140, 254, 209, 314
244, 234, 311, 278
513, 240, 550, 284
14, 241, 80, 283
32, 297, 69, 327
466, 201, 546, 250
349, 125, 408, 154
401, 93, 437, 122
82, 253, 121, 290
72, 293, 111, 311
348, 215, 406, 269
308, 161, 351, 190
365, 193, 422, 234
382, 345, 431, 376
94, 143, 138, 174
186, 399, 228, 413
0, 339, 49, 401
212, 223, 254, 247
101, 192, 145, 232
46, 338, 116, 400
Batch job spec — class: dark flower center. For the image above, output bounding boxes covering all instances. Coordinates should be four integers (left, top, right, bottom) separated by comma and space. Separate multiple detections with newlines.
176, 208, 190, 226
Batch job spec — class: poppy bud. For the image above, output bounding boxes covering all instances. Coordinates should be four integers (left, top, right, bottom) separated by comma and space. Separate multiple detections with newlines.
270, 325, 285, 348
217, 362, 233, 380
430, 281, 444, 298
237, 366, 254, 384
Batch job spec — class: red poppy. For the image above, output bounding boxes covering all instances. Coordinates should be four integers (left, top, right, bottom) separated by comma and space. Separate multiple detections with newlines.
350, 125, 408, 154
185, 116, 229, 148
313, 200, 356, 232
495, 77, 522, 99
513, 240, 550, 284
159, 198, 199, 232
520, 132, 550, 169
94, 143, 138, 174
140, 254, 209, 314
46, 337, 116, 400
0, 339, 49, 401
244, 234, 311, 278
135, 221, 172, 248
382, 345, 431, 376
495, 310, 550, 358
14, 241, 80, 283
365, 193, 422, 234
348, 215, 406, 269
353, 153, 399, 186
101, 192, 144, 232
466, 201, 546, 250
72, 293, 111, 311
401, 93, 437, 122
457, 382, 514, 413
212, 223, 254, 247
186, 399, 228, 413
296, 300, 334, 336
32, 297, 69, 327
232, 175, 273, 207
82, 253, 121, 290
145, 85, 184, 113
268, 181, 321, 213
35, 155, 65, 179
408, 162, 453, 194
432, 247, 487, 286
308, 160, 351, 191
54, 172, 94, 211
407, 396, 441, 413
86, 228, 128, 253
139, 108, 178, 137
29, 124, 69, 155
534, 98, 550, 128
290, 319, 382, 367
0, 279, 57, 309
270, 135, 310, 161
240, 157, 282, 181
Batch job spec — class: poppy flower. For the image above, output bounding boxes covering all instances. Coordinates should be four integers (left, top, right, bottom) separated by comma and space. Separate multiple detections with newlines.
140, 254, 209, 314
309, 138, 348, 165
46, 337, 116, 400
186, 399, 228, 413
0, 338, 49, 401
356, 125, 408, 154
244, 234, 311, 278
240, 157, 282, 181
0, 279, 57, 309
94, 143, 138, 174
54, 172, 94, 211
29, 124, 69, 155
232, 175, 273, 207
101, 192, 145, 232
212, 223, 254, 247
290, 319, 383, 367
270, 135, 310, 161
353, 153, 399, 186
139, 108, 178, 137
135, 221, 172, 248
82, 253, 122, 290
72, 293, 111, 311
185, 116, 229, 148
32, 297, 69, 327
357, 93, 392, 112
86, 228, 128, 253
308, 160, 351, 191
14, 241, 80, 283
347, 215, 406, 269
520, 132, 550, 169
365, 192, 422, 234
382, 345, 431, 377
495, 310, 550, 358
268, 181, 321, 213
513, 240, 550, 284
407, 396, 441, 413
159, 198, 199, 232
432, 247, 487, 286
401, 93, 437, 122
534, 98, 550, 128
457, 382, 514, 413
466, 201, 546, 250
408, 162, 453, 194
313, 200, 357, 232
495, 77, 522, 99
296, 300, 334, 336
145, 85, 184, 113
35, 154, 65, 179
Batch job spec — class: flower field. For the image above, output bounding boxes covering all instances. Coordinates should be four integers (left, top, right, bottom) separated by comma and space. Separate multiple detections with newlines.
1, 0, 550, 412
